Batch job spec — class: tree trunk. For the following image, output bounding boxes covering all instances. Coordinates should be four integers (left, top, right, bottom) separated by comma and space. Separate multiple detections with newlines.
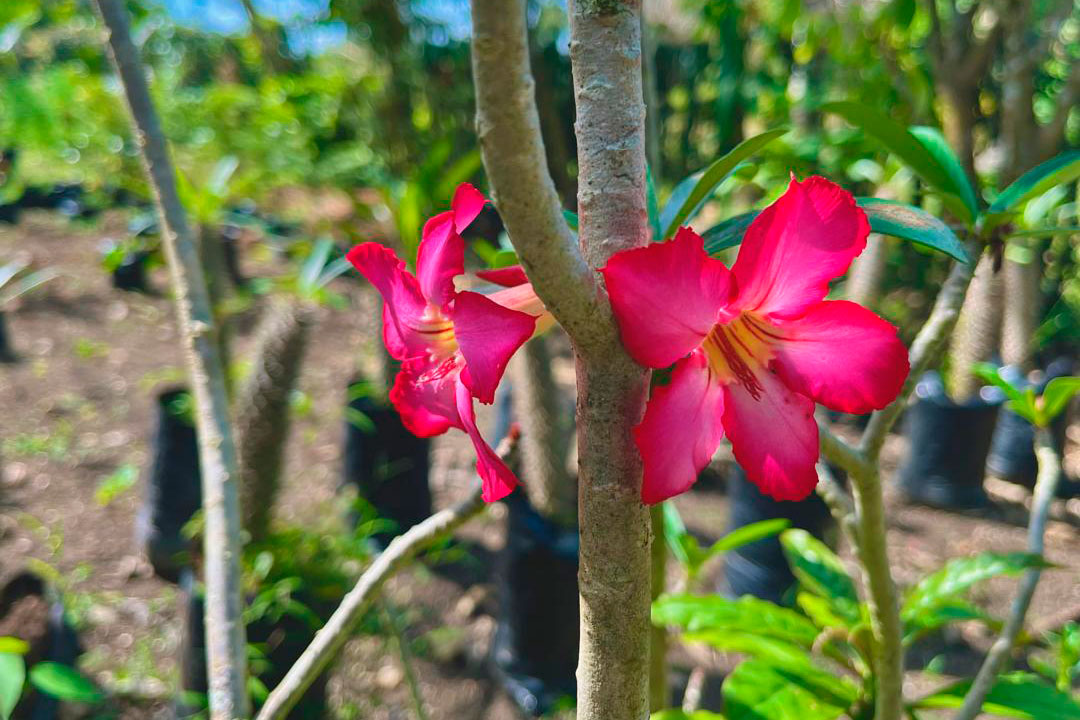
949, 253, 1002, 401
570, 3, 653, 719
93, 2, 249, 716
845, 234, 888, 309
235, 299, 312, 542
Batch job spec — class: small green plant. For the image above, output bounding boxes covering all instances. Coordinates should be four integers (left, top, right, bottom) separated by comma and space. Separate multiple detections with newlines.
0, 258, 57, 307
94, 463, 138, 506
973, 363, 1080, 428
0, 638, 104, 720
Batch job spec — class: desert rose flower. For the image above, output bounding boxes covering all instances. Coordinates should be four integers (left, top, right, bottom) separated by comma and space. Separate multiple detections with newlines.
601, 175, 909, 503
347, 183, 543, 502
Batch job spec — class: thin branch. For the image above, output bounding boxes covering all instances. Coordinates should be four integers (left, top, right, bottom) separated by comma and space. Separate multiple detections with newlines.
924, 0, 947, 75
860, 249, 978, 460
814, 460, 857, 545
253, 437, 515, 720
953, 429, 1063, 720
91, 2, 248, 717
381, 601, 430, 720
957, 16, 1003, 87
470, 0, 604, 355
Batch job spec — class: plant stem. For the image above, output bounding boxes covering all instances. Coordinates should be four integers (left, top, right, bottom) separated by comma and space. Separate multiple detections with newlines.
472, 1, 654, 718
381, 601, 430, 720
92, 2, 248, 716
849, 464, 904, 720
817, 251, 978, 720
649, 504, 668, 712
253, 437, 513, 720
953, 428, 1062, 720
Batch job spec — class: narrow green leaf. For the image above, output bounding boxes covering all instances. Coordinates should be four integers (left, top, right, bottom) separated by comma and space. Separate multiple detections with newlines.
913, 672, 1080, 719
661, 502, 691, 566
27, 663, 103, 704
207, 155, 239, 198
780, 529, 860, 625
1007, 226, 1080, 239
660, 128, 787, 238
902, 599, 994, 645
723, 658, 858, 720
902, 553, 1050, 620
856, 198, 969, 262
909, 126, 978, 224
989, 150, 1080, 215
822, 103, 961, 209
707, 519, 790, 558
971, 363, 1024, 405
1042, 377, 1080, 425
647, 165, 662, 243
702, 211, 759, 255
653, 594, 819, 648
562, 209, 578, 232
0, 653, 24, 720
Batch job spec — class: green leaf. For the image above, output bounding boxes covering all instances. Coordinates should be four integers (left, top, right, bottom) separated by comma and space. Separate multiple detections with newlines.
0, 653, 24, 720
651, 710, 726, 720
27, 663, 103, 704
0, 640, 27, 656
653, 594, 819, 648
1006, 226, 1080, 239
660, 128, 787, 238
902, 553, 1050, 621
707, 519, 790, 558
989, 150, 1080, 216
685, 629, 821, 669
207, 155, 239, 198
562, 209, 578, 232
662, 502, 691, 566
972, 363, 1039, 423
856, 198, 970, 262
702, 211, 759, 255
780, 529, 861, 625
914, 672, 1080, 719
299, 237, 335, 294
647, 165, 662, 243
723, 659, 858, 720
909, 126, 978, 224
822, 103, 965, 217
1042, 377, 1080, 425
902, 598, 994, 645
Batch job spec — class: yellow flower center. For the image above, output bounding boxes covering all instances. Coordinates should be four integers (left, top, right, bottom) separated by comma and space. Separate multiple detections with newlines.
701, 313, 777, 399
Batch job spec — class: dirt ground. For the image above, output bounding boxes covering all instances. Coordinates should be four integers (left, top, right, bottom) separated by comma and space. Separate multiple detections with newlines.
1, 209, 1078, 719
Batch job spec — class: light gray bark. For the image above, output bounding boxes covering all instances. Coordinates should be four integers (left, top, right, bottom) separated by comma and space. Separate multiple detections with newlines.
472, 2, 654, 717
92, 1, 249, 717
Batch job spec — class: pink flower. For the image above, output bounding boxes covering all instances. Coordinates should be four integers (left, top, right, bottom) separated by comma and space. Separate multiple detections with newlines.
601, 175, 909, 503
347, 184, 542, 502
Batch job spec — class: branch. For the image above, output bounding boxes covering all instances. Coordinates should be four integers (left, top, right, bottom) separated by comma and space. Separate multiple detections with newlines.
957, 15, 1003, 87
953, 429, 1062, 720
860, 249, 978, 460
924, 0, 947, 75
470, 0, 603, 354
92, 2, 249, 717
253, 437, 515, 720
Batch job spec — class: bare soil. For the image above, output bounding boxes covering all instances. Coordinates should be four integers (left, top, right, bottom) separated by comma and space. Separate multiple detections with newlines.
1, 210, 1077, 718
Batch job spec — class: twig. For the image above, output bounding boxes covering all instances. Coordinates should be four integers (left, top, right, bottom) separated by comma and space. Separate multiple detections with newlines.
381, 601, 430, 720
253, 437, 514, 720
953, 429, 1063, 720
814, 460, 856, 544
92, 2, 248, 717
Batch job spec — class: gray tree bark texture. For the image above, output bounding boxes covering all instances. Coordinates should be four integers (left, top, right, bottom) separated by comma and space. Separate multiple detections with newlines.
948, 253, 1003, 401
845, 234, 888, 309
472, 1, 654, 717
236, 299, 312, 542
92, 1, 249, 717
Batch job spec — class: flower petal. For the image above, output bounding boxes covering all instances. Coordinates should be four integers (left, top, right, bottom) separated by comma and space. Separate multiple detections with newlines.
347, 242, 430, 360
723, 370, 818, 501
455, 379, 518, 502
475, 265, 528, 287
452, 290, 537, 404
732, 175, 869, 318
768, 301, 909, 414
635, 349, 726, 504
389, 357, 459, 437
452, 183, 487, 232
601, 227, 733, 368
417, 211, 463, 309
